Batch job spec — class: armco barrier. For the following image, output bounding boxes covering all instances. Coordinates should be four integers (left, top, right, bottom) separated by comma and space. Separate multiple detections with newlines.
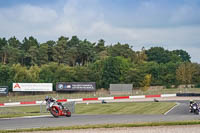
0, 94, 176, 107
176, 93, 200, 97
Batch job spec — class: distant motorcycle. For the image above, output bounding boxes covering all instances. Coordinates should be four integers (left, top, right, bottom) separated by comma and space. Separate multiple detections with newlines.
45, 96, 71, 118
189, 100, 194, 113
193, 103, 200, 115
189, 100, 200, 115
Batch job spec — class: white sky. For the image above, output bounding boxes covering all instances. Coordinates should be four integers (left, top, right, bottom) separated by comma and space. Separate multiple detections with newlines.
0, 0, 200, 63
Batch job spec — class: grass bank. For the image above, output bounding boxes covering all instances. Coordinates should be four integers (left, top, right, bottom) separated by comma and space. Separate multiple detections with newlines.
76, 102, 176, 115
0, 102, 176, 118
0, 105, 48, 118
1, 120, 200, 133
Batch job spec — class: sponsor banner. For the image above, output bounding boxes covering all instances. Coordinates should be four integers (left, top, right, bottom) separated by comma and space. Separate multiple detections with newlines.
56, 82, 96, 92
0, 86, 8, 94
13, 83, 53, 92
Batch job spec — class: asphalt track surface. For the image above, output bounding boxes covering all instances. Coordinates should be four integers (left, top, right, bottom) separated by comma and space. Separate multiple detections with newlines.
1, 100, 200, 130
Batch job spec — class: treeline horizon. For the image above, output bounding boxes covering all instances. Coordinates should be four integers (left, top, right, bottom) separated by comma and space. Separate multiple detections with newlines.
0, 36, 200, 91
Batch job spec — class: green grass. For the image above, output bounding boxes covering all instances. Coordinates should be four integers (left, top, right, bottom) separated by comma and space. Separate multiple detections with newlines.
1, 120, 200, 133
75, 102, 176, 115
0, 102, 176, 118
0, 105, 48, 118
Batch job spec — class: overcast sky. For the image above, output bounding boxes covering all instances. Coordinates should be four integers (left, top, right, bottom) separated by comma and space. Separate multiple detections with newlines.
0, 0, 200, 63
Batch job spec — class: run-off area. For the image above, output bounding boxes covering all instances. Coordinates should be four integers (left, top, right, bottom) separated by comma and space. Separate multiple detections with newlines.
0, 102, 176, 118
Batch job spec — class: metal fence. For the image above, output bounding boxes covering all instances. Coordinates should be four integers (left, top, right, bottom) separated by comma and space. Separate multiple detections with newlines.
109, 84, 132, 95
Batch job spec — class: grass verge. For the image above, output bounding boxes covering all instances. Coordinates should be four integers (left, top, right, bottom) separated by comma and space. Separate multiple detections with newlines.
1, 120, 200, 133
75, 102, 176, 115
0, 105, 48, 118
0, 102, 176, 118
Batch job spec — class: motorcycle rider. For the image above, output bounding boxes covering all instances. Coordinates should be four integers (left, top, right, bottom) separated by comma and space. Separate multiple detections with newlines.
45, 96, 71, 117
189, 100, 199, 113
45, 96, 55, 102
45, 96, 65, 110
189, 100, 194, 113
190, 100, 194, 106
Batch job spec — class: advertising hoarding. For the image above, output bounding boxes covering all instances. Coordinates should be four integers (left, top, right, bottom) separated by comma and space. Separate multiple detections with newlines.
13, 83, 53, 92
56, 82, 96, 92
0, 86, 8, 94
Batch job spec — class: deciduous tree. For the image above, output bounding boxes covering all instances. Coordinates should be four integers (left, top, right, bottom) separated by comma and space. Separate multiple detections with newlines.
176, 62, 196, 85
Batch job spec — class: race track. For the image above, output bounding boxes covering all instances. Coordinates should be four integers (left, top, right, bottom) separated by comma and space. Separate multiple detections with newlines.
0, 100, 200, 130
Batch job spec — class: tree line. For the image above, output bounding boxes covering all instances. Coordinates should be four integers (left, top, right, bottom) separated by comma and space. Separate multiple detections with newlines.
0, 36, 200, 91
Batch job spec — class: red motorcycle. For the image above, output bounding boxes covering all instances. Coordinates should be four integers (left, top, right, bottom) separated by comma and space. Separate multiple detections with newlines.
45, 96, 71, 118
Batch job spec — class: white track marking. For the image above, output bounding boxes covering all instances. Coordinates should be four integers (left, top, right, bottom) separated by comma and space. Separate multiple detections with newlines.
0, 115, 51, 120
164, 102, 180, 115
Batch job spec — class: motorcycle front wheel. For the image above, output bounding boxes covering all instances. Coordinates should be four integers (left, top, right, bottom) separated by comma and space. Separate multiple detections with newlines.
66, 111, 71, 117
194, 110, 199, 115
50, 107, 59, 118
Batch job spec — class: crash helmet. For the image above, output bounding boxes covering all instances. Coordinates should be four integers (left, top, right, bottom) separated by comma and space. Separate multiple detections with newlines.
190, 100, 194, 104
45, 96, 49, 101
